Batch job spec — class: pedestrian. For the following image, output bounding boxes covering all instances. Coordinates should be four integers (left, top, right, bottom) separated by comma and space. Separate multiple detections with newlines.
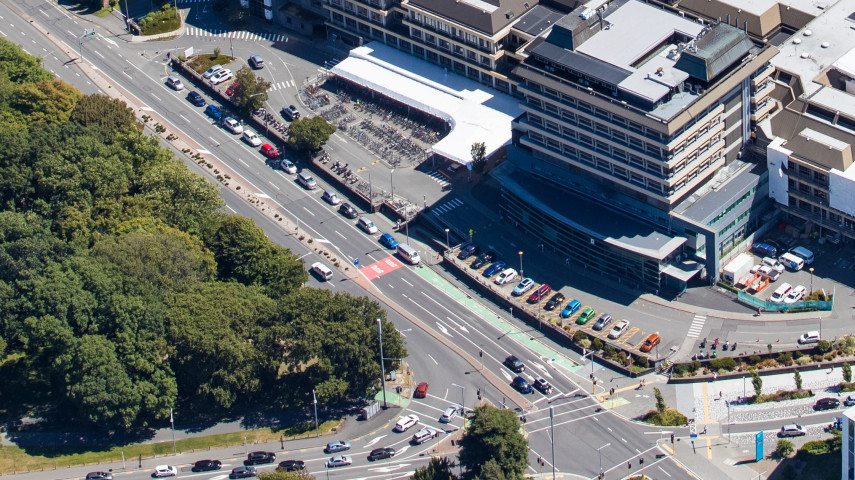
713, 372, 718, 382
703, 426, 707, 435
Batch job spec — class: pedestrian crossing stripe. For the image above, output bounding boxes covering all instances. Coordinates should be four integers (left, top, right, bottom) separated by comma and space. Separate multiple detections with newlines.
687, 315, 706, 338
432, 198, 463, 215
427, 170, 450, 186
184, 27, 286, 42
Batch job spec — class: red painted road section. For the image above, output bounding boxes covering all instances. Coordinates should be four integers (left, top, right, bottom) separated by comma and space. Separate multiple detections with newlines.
361, 256, 405, 280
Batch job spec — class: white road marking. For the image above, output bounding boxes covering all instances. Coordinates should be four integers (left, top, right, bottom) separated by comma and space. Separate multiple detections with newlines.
150, 93, 162, 102
267, 181, 280, 191
335, 230, 347, 239
364, 435, 386, 448
427, 354, 438, 365
435, 323, 451, 337
94, 50, 105, 59
238, 159, 248, 167
302, 206, 315, 216
198, 149, 211, 154
178, 114, 189, 123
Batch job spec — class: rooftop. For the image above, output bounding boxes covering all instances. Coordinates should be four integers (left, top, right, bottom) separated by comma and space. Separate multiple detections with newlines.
512, 4, 566, 37
673, 160, 766, 225
405, 0, 535, 35
330, 42, 522, 165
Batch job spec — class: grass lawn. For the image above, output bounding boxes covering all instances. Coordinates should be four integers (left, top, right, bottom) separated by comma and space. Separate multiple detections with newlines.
188, 54, 235, 74
93, 6, 112, 17
0, 419, 340, 475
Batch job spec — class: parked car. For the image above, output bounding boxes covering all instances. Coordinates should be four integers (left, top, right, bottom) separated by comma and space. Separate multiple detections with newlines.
762, 256, 785, 273
339, 203, 358, 219
205, 104, 223, 120
470, 250, 496, 269
561, 299, 582, 318
280, 158, 297, 173
784, 285, 807, 304
152, 465, 178, 478
211, 68, 233, 84
778, 424, 807, 437
282, 104, 301, 121
440, 405, 459, 423
229, 466, 257, 479
326, 456, 352, 468
187, 91, 206, 106
325, 440, 351, 453
503, 355, 525, 373
814, 398, 840, 410
223, 117, 244, 134
165, 76, 184, 91
527, 284, 551, 303
357, 216, 378, 234
592, 313, 613, 331
85, 473, 113, 480
752, 242, 778, 258
260, 143, 279, 158
245, 451, 276, 465
192, 460, 222, 472
512, 278, 535, 296
297, 173, 317, 191
576, 307, 596, 325
640, 334, 661, 353
322, 189, 341, 205
512, 376, 532, 393
845, 394, 855, 407
368, 447, 396, 460
494, 268, 517, 285
411, 428, 438, 445
414, 382, 428, 398
242, 130, 262, 146
798, 331, 821, 344
533, 377, 553, 394
379, 233, 399, 249
277, 460, 305, 472
248, 54, 264, 69
770, 283, 793, 303
544, 293, 565, 311
394, 414, 420, 432
756, 265, 781, 282
457, 244, 480, 260
203, 64, 224, 79
608, 320, 629, 339
225, 81, 240, 96
482, 261, 507, 277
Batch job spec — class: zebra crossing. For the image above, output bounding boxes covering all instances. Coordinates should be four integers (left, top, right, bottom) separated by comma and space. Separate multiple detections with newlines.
184, 27, 287, 43
432, 198, 463, 216
686, 314, 706, 338
269, 80, 295, 91
427, 170, 450, 187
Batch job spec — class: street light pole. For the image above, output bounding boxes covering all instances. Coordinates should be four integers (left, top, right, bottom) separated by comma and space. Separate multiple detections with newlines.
550, 406, 556, 480
445, 228, 450, 251
597, 442, 611, 479
725, 400, 731, 443
518, 251, 524, 277
809, 267, 814, 295
390, 169, 395, 202
313, 389, 320, 437
377, 319, 387, 408
451, 383, 465, 429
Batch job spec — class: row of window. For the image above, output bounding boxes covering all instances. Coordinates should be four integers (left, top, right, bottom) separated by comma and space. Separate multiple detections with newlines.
792, 162, 829, 184
408, 11, 493, 53
789, 178, 828, 201
708, 187, 757, 226
412, 29, 492, 67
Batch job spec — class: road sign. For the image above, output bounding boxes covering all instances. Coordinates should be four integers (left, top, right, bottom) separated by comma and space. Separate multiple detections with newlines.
755, 431, 764, 462
83, 29, 95, 37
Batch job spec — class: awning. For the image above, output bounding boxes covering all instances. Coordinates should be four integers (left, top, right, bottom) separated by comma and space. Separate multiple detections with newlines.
661, 261, 703, 282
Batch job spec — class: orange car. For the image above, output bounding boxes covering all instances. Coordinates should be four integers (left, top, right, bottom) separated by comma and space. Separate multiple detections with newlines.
639, 334, 661, 353
414, 382, 428, 398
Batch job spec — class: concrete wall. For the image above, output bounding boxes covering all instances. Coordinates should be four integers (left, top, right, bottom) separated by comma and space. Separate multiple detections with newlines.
830, 168, 855, 217
766, 137, 791, 206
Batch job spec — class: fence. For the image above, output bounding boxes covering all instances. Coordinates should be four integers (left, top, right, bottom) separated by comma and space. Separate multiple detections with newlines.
737, 290, 834, 312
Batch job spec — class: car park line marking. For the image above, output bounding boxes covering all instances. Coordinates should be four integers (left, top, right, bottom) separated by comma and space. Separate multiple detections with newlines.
427, 354, 438, 365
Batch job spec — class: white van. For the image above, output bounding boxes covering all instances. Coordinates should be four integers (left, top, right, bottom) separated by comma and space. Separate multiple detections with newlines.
798, 331, 820, 344
310, 262, 333, 281
784, 285, 807, 303
790, 246, 815, 265
769, 282, 793, 303
779, 252, 805, 271
396, 244, 420, 265
297, 172, 318, 190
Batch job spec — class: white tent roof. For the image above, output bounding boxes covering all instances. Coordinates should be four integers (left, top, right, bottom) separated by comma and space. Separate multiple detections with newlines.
330, 43, 522, 165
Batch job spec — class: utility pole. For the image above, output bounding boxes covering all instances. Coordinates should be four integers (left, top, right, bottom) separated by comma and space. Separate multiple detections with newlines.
377, 319, 387, 408
550, 406, 556, 480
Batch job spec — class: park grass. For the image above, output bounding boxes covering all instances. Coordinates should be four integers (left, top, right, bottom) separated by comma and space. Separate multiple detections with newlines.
188, 53, 235, 74
0, 419, 340, 475
93, 6, 111, 17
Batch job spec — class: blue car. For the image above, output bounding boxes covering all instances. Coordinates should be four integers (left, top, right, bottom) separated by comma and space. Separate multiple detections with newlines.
560, 299, 582, 318
752, 242, 777, 258
378, 233, 399, 249
205, 104, 223, 120
482, 261, 507, 277
512, 376, 532, 394
187, 91, 206, 107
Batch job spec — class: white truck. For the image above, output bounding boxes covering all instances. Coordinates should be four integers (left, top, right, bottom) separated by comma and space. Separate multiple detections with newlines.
722, 253, 753, 286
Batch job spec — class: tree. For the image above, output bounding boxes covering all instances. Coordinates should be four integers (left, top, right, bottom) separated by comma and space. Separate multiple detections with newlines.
844, 363, 852, 383
70, 94, 138, 134
231, 66, 272, 115
0, 37, 53, 84
776, 439, 794, 458
287, 116, 336, 153
654, 387, 666, 414
470, 142, 486, 173
818, 340, 833, 353
794, 370, 802, 391
412, 457, 458, 480
458, 404, 528, 480
258, 470, 315, 480
750, 368, 762, 398
11, 79, 83, 125
479, 458, 507, 480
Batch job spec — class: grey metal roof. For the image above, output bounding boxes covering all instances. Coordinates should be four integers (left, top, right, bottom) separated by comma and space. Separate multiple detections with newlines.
530, 41, 632, 85
673, 23, 754, 82
673, 160, 766, 225
407, 0, 535, 35
512, 4, 565, 36
492, 161, 685, 260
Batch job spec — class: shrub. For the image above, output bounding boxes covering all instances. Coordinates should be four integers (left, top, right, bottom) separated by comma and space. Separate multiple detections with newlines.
844, 363, 852, 383
800, 440, 830, 456
797, 356, 812, 366
579, 338, 591, 349
573, 330, 587, 343
603, 344, 616, 359
824, 353, 836, 362
592, 338, 604, 352
812, 354, 824, 362
777, 352, 793, 365
817, 340, 833, 353
642, 408, 688, 426
709, 357, 737, 371
674, 364, 690, 376
749, 355, 762, 365
839, 382, 855, 393
616, 351, 627, 365
776, 439, 794, 458
690, 360, 701, 372
636, 356, 649, 368
138, 4, 181, 36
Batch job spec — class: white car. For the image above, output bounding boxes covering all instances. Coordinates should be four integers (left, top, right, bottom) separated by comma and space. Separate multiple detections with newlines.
203, 64, 223, 79
411, 427, 438, 444
784, 284, 807, 304
165, 76, 184, 91
222, 117, 243, 134
439, 405, 459, 423
762, 256, 785, 273
756, 265, 781, 282
608, 320, 629, 339
778, 424, 806, 437
152, 465, 177, 477
280, 159, 297, 174
494, 268, 517, 285
211, 68, 233, 84
242, 130, 262, 146
326, 455, 352, 468
393, 414, 420, 432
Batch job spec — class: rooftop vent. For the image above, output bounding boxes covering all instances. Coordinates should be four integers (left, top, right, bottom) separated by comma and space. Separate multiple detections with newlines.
801, 52, 811, 59
821, 41, 830, 48
793, 38, 802, 44
804, 29, 813, 36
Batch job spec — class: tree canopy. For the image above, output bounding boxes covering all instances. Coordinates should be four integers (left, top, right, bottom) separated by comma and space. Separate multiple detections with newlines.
287, 116, 336, 153
0, 37, 406, 431
458, 405, 528, 480
231, 66, 272, 116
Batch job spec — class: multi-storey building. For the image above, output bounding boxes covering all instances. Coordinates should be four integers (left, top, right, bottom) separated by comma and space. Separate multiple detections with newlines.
499, 0, 778, 292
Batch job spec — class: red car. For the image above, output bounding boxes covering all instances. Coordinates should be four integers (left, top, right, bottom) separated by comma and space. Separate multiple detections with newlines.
260, 143, 279, 158
414, 382, 428, 398
527, 284, 551, 303
225, 81, 239, 96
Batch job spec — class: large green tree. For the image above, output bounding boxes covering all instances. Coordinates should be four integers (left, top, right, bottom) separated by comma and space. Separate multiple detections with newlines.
231, 66, 272, 115
287, 116, 336, 153
411, 457, 458, 480
458, 405, 528, 480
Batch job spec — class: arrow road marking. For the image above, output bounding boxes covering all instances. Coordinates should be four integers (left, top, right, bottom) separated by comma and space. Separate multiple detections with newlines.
364, 434, 387, 448
368, 463, 411, 473
435, 322, 451, 337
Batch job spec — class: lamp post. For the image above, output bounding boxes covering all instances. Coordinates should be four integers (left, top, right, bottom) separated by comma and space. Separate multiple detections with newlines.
809, 267, 814, 295
518, 251, 524, 277
819, 315, 823, 340
313, 389, 320, 437
451, 383, 465, 429
597, 442, 611, 479
550, 406, 556, 480
725, 400, 731, 443
445, 228, 450, 251
377, 319, 387, 408
390, 169, 395, 202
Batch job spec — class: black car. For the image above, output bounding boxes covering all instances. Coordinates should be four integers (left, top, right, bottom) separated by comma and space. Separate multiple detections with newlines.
457, 244, 480, 260
245, 451, 276, 465
277, 460, 305, 472
503, 355, 525, 373
85, 473, 113, 480
470, 250, 496, 269
339, 203, 358, 219
229, 466, 257, 479
187, 91, 206, 107
192, 460, 222, 472
544, 293, 566, 311
815, 398, 841, 410
533, 378, 553, 394
367, 447, 396, 461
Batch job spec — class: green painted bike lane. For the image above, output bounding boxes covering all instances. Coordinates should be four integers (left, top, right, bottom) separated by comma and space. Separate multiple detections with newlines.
414, 267, 582, 375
